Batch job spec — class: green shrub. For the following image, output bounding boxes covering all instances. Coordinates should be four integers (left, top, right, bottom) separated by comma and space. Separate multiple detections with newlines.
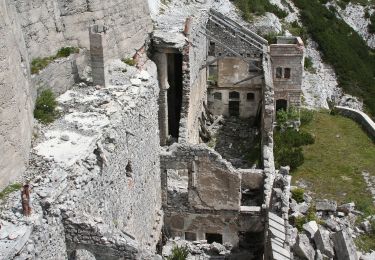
168, 245, 189, 260
300, 109, 314, 126
31, 46, 80, 74
122, 58, 137, 66
31, 57, 54, 74
34, 89, 58, 124
291, 188, 305, 203
262, 32, 283, 44
276, 107, 299, 129
275, 146, 304, 169
369, 13, 375, 33
294, 215, 306, 231
304, 57, 316, 74
55, 47, 79, 58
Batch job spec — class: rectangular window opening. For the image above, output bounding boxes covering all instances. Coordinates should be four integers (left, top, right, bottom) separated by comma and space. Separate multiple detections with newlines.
206, 233, 223, 244
213, 92, 222, 100
284, 68, 291, 79
247, 93, 255, 101
185, 232, 197, 241
276, 67, 282, 79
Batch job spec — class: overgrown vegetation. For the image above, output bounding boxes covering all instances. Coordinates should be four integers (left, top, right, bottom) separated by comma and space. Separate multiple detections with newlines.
122, 58, 137, 66
168, 245, 189, 260
369, 13, 375, 33
304, 57, 316, 74
233, 0, 288, 21
0, 183, 22, 200
284, 21, 308, 42
292, 0, 375, 116
34, 89, 58, 124
31, 46, 80, 74
293, 205, 322, 231
274, 108, 315, 170
291, 188, 305, 203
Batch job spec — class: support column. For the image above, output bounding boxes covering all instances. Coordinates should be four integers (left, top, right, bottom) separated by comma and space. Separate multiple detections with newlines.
89, 25, 107, 87
154, 52, 169, 146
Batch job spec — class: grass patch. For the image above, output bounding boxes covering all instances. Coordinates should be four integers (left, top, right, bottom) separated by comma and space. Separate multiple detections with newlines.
34, 89, 58, 124
292, 0, 375, 116
0, 183, 22, 200
292, 111, 375, 218
168, 245, 189, 260
31, 46, 80, 74
122, 58, 137, 66
291, 188, 305, 203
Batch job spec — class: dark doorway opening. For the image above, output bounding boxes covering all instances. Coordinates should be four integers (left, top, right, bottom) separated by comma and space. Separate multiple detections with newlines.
276, 99, 288, 111
238, 231, 264, 257
229, 101, 240, 117
167, 53, 183, 139
206, 233, 223, 244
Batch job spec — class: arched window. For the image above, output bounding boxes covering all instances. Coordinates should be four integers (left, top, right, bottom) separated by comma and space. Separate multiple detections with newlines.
229, 91, 240, 99
284, 68, 291, 79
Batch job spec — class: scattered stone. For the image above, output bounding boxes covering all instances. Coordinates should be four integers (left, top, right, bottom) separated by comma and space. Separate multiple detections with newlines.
210, 242, 226, 255
130, 78, 142, 86
360, 220, 372, 233
294, 234, 315, 260
303, 221, 318, 239
60, 135, 70, 141
332, 228, 358, 260
324, 219, 340, 232
279, 166, 290, 175
316, 199, 337, 212
337, 202, 355, 214
314, 226, 334, 258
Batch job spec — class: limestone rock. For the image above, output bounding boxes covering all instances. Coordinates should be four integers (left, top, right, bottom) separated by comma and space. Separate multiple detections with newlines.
294, 234, 315, 260
316, 200, 337, 212
303, 221, 318, 239
313, 226, 334, 258
332, 228, 358, 260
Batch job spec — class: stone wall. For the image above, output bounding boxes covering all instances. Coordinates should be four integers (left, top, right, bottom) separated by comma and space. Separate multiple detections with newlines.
0, 60, 163, 259
0, 0, 33, 189
13, 0, 153, 60
335, 106, 375, 141
270, 37, 304, 108
179, 16, 209, 144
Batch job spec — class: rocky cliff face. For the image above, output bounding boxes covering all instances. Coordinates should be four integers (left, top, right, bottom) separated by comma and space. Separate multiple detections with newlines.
0, 0, 154, 189
0, 0, 33, 188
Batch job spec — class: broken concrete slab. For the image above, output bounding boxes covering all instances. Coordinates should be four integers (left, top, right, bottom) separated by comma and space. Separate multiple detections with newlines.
332, 228, 358, 260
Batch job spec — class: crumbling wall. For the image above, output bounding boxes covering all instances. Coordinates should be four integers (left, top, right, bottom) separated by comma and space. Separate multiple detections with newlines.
179, 16, 208, 144
0, 0, 33, 189
0, 60, 162, 259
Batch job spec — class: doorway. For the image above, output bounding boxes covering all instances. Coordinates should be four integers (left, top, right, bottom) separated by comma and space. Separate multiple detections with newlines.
276, 99, 288, 111
167, 53, 183, 139
229, 101, 240, 117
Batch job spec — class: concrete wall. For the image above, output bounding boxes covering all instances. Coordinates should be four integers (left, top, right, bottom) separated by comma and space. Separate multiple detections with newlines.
0, 0, 33, 189
335, 106, 375, 141
207, 57, 262, 118
208, 87, 262, 118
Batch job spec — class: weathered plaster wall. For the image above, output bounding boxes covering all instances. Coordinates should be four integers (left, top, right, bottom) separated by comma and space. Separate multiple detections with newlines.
0, 0, 33, 189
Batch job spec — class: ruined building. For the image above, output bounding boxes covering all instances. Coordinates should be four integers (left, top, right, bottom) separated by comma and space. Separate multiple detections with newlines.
0, 0, 304, 259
